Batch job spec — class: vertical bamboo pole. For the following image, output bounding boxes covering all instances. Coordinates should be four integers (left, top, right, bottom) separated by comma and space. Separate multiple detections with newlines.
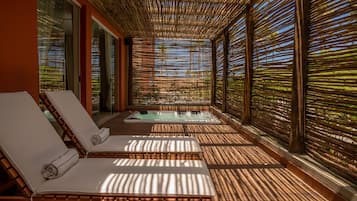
242, 4, 253, 124
211, 40, 217, 106
222, 29, 229, 113
290, 0, 310, 153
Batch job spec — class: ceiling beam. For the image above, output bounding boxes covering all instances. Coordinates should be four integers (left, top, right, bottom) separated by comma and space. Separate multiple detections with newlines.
155, 32, 209, 39
135, 29, 206, 35
154, 24, 221, 30
148, 9, 230, 17
130, 30, 210, 39
145, 0, 247, 5
150, 19, 221, 28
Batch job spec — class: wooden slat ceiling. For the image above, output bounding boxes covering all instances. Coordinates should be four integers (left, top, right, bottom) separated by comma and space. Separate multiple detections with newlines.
90, 0, 248, 39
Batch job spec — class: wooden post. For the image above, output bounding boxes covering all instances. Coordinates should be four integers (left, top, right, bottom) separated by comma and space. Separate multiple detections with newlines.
290, 0, 309, 153
242, 4, 253, 124
125, 37, 133, 106
79, 5, 93, 114
222, 29, 229, 113
211, 40, 217, 106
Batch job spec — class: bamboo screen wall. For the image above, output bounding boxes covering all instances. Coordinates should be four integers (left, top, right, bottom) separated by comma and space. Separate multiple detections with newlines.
131, 38, 211, 105
251, 0, 295, 146
214, 37, 224, 108
213, 0, 356, 183
226, 16, 246, 119
305, 0, 357, 182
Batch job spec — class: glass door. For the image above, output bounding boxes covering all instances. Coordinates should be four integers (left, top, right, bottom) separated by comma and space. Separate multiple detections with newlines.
91, 21, 118, 114
38, 0, 80, 97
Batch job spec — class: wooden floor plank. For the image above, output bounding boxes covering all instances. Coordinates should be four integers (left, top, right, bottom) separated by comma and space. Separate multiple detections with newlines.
102, 112, 327, 201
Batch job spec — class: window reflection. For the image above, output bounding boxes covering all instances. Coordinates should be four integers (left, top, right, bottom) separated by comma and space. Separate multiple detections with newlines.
37, 0, 80, 97
91, 21, 118, 114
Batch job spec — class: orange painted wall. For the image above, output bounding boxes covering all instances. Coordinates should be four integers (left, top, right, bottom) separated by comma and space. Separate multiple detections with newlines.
79, 4, 93, 114
0, 0, 39, 101
0, 0, 127, 112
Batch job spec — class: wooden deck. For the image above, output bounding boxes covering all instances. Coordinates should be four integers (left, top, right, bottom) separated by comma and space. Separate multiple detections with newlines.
102, 112, 327, 201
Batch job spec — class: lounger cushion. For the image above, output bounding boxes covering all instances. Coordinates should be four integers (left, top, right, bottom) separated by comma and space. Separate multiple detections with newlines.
0, 92, 69, 191
93, 136, 202, 153
37, 158, 216, 197
45, 91, 97, 151
45, 91, 202, 154
0, 92, 216, 198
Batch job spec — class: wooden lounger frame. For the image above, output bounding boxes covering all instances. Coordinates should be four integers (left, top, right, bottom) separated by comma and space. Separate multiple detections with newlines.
0, 150, 211, 201
39, 93, 201, 160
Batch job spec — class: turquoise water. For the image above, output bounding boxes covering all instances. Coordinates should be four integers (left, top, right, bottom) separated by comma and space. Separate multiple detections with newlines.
125, 111, 220, 123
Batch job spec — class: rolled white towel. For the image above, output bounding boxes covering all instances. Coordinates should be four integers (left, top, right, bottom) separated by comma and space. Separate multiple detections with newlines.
91, 128, 110, 145
41, 149, 79, 179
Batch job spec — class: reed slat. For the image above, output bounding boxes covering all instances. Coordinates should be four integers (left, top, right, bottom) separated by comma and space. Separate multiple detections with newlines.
305, 0, 357, 183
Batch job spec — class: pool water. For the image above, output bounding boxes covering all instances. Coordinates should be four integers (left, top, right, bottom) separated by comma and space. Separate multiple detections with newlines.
124, 111, 220, 124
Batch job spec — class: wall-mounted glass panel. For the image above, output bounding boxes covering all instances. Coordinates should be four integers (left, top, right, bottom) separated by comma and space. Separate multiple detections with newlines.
37, 0, 80, 96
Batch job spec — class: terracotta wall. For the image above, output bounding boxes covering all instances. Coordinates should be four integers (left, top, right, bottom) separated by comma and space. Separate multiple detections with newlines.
0, 0, 39, 101
0, 0, 127, 113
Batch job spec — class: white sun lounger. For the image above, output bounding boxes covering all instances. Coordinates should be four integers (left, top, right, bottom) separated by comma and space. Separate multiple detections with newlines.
40, 90, 201, 159
0, 92, 215, 200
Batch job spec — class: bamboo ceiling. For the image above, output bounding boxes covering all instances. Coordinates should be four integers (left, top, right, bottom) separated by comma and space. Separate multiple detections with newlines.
90, 0, 248, 39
